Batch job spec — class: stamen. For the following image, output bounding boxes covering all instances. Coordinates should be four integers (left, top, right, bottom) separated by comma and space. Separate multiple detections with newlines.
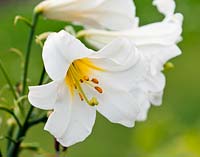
83, 76, 89, 81
69, 67, 95, 106
91, 78, 99, 84
66, 59, 104, 107
74, 84, 77, 89
80, 79, 84, 83
95, 86, 103, 94
79, 93, 84, 101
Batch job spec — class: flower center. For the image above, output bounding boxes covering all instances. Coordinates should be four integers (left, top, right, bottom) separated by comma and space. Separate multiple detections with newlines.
65, 58, 104, 106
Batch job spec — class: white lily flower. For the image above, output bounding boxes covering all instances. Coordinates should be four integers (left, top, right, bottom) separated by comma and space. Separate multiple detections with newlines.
153, 0, 176, 17
28, 30, 149, 146
35, 0, 138, 30
77, 13, 183, 121
78, 13, 183, 48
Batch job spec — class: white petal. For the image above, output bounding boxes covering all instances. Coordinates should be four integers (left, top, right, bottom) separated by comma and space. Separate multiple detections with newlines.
149, 91, 164, 106
142, 73, 166, 93
44, 82, 71, 138
85, 0, 138, 30
36, 0, 137, 30
140, 73, 165, 106
89, 39, 148, 91
134, 74, 165, 120
90, 38, 139, 71
78, 53, 147, 127
28, 81, 59, 110
138, 44, 182, 75
81, 13, 183, 49
43, 30, 94, 81
79, 52, 148, 128
136, 96, 151, 121
128, 86, 150, 122
96, 83, 140, 127
128, 16, 183, 46
57, 96, 96, 147
153, 0, 176, 17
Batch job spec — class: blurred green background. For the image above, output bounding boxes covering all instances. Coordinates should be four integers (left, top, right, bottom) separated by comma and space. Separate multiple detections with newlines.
0, 0, 200, 156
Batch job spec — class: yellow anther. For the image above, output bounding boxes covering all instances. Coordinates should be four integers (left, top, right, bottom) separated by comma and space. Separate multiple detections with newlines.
95, 86, 103, 94
74, 84, 77, 89
83, 76, 89, 81
80, 79, 84, 83
91, 78, 99, 84
79, 93, 84, 101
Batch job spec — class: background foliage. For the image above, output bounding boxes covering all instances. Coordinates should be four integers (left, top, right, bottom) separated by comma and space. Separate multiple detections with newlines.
0, 0, 200, 156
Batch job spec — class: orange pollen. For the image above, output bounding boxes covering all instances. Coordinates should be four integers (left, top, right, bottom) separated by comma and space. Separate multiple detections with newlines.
94, 86, 103, 94
83, 76, 89, 81
91, 78, 99, 84
79, 93, 84, 101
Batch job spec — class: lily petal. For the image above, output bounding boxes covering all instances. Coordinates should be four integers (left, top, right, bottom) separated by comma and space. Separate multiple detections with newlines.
80, 13, 183, 49
57, 95, 96, 147
36, 0, 137, 30
96, 83, 140, 127
80, 39, 149, 127
91, 38, 139, 71
44, 82, 71, 139
149, 91, 163, 106
43, 30, 94, 81
28, 81, 59, 110
142, 73, 166, 93
138, 44, 182, 75
88, 38, 147, 91
86, 0, 138, 30
136, 96, 151, 121
153, 0, 176, 17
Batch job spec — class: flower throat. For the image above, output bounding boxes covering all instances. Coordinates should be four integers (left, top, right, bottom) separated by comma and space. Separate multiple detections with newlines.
65, 58, 104, 106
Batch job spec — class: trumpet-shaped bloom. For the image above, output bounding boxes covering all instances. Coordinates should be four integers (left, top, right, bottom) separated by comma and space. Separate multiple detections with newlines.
28, 30, 150, 146
77, 3, 183, 120
78, 13, 183, 49
35, 0, 138, 30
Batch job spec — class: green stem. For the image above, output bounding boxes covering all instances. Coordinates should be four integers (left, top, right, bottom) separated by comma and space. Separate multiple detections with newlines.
0, 106, 22, 128
7, 13, 40, 157
28, 114, 47, 127
39, 67, 46, 85
21, 13, 39, 96
7, 125, 27, 157
0, 149, 2, 157
7, 105, 34, 157
7, 50, 47, 157
0, 60, 18, 100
